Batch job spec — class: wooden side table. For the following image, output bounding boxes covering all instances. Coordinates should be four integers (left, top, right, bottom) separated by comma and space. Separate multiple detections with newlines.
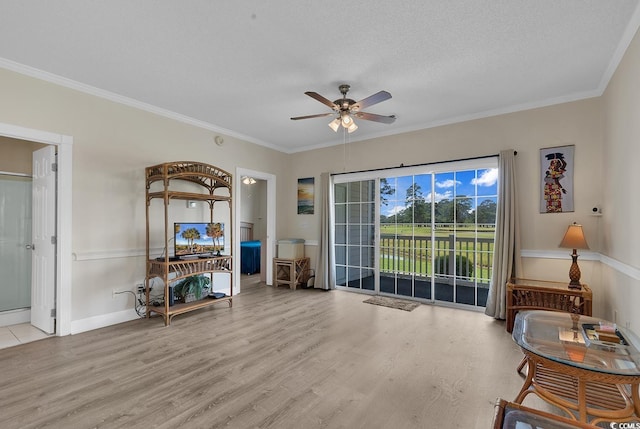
273, 257, 310, 290
506, 278, 592, 332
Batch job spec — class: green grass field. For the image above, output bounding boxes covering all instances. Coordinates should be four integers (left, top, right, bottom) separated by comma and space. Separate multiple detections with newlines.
378, 224, 495, 281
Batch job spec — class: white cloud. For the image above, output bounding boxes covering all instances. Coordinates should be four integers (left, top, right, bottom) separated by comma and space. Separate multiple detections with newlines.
471, 168, 498, 187
426, 190, 453, 202
382, 205, 405, 216
436, 179, 460, 189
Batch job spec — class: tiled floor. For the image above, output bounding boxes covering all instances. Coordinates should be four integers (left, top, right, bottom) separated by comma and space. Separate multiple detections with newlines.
0, 323, 52, 350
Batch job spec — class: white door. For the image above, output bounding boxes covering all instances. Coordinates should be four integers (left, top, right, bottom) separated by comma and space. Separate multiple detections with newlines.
31, 146, 56, 334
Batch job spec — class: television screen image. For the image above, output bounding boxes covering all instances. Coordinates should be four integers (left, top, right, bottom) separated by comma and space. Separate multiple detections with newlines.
174, 222, 224, 257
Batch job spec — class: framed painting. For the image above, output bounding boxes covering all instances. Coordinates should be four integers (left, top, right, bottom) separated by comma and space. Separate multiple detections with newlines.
297, 177, 314, 214
540, 145, 574, 213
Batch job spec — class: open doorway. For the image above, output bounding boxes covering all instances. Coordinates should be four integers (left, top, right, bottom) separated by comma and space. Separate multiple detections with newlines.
0, 122, 73, 337
234, 168, 276, 294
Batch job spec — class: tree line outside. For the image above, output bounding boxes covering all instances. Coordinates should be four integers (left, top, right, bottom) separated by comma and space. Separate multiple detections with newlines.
380, 180, 497, 225
378, 179, 497, 284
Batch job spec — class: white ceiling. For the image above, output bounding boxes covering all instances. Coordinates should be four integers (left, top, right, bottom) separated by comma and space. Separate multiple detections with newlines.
1, 1, 639, 153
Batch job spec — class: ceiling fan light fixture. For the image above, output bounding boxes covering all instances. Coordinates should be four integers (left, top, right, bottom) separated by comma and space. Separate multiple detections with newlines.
293, 84, 393, 135
341, 113, 353, 128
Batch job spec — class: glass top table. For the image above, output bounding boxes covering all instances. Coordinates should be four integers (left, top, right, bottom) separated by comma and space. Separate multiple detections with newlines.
513, 310, 640, 375
511, 310, 640, 424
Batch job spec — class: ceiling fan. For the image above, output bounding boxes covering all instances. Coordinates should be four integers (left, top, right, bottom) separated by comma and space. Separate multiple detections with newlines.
290, 84, 396, 133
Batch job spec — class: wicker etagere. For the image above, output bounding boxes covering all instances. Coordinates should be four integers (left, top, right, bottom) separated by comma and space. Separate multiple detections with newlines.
145, 161, 233, 326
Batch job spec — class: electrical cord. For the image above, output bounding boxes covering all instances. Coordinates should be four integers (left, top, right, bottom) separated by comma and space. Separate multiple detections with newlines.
114, 290, 147, 318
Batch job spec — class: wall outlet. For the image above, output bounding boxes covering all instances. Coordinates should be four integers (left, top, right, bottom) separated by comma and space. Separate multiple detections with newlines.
136, 283, 145, 294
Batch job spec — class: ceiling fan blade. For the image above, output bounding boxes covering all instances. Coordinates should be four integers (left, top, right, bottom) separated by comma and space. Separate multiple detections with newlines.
353, 111, 396, 124
290, 112, 334, 120
351, 91, 392, 111
305, 92, 339, 110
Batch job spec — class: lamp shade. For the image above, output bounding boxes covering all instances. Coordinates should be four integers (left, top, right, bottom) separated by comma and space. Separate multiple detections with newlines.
341, 113, 353, 128
559, 223, 589, 250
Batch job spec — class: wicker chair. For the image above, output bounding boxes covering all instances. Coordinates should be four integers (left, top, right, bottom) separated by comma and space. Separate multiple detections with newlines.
492, 398, 601, 428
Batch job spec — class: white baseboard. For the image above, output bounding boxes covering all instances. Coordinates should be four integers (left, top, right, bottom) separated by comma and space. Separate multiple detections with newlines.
70, 309, 141, 334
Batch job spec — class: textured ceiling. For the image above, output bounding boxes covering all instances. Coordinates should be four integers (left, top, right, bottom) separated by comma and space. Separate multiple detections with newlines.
1, 1, 639, 153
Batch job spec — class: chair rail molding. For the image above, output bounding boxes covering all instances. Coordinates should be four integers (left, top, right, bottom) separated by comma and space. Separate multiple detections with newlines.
521, 249, 640, 281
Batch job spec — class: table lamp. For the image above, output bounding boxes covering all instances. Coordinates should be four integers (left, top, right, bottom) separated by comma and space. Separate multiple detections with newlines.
559, 222, 589, 290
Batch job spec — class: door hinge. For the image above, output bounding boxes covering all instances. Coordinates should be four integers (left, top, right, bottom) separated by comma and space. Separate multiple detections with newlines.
50, 309, 56, 317
51, 162, 58, 172
51, 236, 57, 245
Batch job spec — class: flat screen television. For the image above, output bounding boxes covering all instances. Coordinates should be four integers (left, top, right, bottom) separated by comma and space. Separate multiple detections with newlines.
174, 222, 224, 257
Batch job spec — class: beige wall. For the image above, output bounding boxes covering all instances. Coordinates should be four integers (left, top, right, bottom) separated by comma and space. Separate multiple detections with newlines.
602, 26, 640, 331
0, 136, 47, 174
290, 99, 604, 250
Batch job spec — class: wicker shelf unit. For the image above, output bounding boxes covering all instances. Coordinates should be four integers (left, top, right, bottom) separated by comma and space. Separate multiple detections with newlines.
145, 161, 233, 326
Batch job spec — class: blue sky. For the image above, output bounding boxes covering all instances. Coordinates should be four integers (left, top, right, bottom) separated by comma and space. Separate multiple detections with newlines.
381, 168, 498, 216
174, 222, 225, 245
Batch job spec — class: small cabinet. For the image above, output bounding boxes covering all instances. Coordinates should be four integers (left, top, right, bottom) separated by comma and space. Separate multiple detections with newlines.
273, 257, 310, 290
145, 161, 233, 325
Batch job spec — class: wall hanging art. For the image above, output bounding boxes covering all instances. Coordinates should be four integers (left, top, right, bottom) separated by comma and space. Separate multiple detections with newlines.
297, 177, 314, 214
540, 145, 574, 213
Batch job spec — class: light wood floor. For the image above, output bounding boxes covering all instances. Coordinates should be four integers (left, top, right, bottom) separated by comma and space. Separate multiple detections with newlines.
0, 277, 529, 429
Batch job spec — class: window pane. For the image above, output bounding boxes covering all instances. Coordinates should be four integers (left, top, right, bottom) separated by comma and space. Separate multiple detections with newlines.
455, 170, 475, 198
434, 172, 455, 202
361, 225, 374, 246
362, 268, 375, 290
456, 197, 473, 223
361, 180, 375, 201
361, 246, 375, 269
335, 204, 346, 223
361, 202, 375, 223
476, 197, 497, 224
348, 182, 360, 202
348, 267, 360, 288
335, 224, 346, 244
348, 203, 360, 223
476, 168, 498, 196
336, 266, 346, 286
348, 225, 361, 245
348, 245, 361, 267
334, 183, 347, 203
335, 245, 346, 265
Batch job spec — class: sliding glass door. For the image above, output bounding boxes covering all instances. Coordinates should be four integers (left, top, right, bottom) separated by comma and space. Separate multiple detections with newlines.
333, 158, 498, 309
334, 180, 376, 290
379, 174, 433, 298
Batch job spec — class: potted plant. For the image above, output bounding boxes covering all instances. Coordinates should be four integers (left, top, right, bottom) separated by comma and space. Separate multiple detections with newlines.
174, 275, 210, 303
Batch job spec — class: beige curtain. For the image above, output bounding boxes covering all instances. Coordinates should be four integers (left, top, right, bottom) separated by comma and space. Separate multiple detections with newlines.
485, 149, 522, 319
314, 172, 334, 290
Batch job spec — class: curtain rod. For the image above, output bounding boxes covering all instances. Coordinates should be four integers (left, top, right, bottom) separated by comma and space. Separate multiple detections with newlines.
331, 151, 516, 177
